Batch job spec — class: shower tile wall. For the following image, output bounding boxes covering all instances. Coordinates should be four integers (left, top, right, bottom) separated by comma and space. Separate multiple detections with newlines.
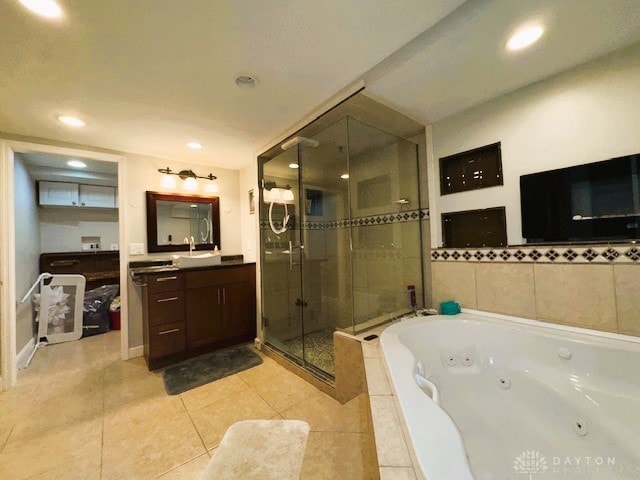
349, 133, 424, 328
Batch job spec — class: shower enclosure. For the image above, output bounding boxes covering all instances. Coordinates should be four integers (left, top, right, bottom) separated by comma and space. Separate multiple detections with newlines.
259, 110, 424, 378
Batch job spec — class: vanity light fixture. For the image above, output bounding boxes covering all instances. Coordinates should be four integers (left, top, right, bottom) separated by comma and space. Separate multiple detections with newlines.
263, 184, 294, 202
67, 160, 87, 169
19, 0, 63, 19
157, 167, 218, 193
507, 25, 544, 51
288, 163, 299, 169
58, 115, 85, 127
187, 142, 202, 150
340, 173, 349, 179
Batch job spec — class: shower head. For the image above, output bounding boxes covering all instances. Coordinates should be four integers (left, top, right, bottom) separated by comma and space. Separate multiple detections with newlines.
281, 136, 319, 151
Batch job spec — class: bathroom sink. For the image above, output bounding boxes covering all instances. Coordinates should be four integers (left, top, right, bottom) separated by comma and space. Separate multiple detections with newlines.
172, 252, 222, 268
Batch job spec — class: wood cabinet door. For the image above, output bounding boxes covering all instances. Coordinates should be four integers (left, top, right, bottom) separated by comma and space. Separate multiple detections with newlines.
185, 286, 222, 348
220, 282, 253, 339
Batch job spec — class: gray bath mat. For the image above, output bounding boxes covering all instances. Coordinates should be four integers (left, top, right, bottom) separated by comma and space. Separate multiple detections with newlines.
162, 345, 262, 395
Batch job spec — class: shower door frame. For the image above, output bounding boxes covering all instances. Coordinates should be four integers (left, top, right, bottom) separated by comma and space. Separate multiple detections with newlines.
258, 145, 312, 375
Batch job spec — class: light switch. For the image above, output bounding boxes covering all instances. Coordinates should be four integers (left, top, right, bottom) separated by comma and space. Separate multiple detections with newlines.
129, 243, 144, 255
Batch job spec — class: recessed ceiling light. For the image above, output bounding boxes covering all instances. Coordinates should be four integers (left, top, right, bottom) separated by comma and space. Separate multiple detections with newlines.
67, 160, 87, 169
340, 173, 349, 179
507, 25, 544, 51
235, 74, 258, 89
288, 163, 299, 169
58, 115, 85, 127
19, 0, 63, 19
187, 142, 202, 150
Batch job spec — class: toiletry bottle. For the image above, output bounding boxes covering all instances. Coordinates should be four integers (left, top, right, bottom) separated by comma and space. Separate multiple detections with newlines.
407, 285, 417, 310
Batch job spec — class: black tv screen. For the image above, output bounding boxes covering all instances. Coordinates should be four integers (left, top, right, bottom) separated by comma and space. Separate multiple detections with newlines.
520, 154, 640, 244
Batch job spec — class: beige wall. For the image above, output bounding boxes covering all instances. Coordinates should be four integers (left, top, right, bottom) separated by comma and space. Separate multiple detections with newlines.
427, 44, 640, 336
432, 261, 640, 336
430, 43, 640, 246
14, 155, 41, 352
39, 208, 119, 253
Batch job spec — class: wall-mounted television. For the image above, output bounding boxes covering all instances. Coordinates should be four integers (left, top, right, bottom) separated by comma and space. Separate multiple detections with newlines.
520, 154, 640, 244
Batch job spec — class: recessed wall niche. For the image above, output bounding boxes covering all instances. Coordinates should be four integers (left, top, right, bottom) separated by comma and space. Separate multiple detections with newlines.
442, 207, 507, 248
439, 142, 503, 195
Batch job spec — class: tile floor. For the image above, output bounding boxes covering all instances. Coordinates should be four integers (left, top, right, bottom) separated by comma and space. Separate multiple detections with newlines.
0, 331, 378, 479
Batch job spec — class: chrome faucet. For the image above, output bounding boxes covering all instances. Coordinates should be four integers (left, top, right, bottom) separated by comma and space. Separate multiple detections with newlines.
183, 236, 195, 256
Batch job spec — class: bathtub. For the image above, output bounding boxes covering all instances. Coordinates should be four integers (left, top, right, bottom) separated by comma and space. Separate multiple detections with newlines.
380, 310, 640, 480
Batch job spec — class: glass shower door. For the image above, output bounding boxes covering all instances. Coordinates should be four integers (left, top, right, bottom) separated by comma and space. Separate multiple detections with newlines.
298, 119, 351, 376
260, 146, 305, 362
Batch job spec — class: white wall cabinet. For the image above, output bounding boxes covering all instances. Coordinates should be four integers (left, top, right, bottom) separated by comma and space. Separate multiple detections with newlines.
79, 185, 116, 208
38, 181, 79, 207
38, 182, 117, 209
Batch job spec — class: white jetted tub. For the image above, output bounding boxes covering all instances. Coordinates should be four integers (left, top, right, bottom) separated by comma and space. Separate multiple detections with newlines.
380, 310, 640, 480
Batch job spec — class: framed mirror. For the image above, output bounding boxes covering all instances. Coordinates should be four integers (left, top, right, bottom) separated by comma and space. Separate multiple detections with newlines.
146, 191, 220, 253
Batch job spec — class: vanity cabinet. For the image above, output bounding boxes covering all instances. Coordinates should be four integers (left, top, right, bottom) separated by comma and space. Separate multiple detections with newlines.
141, 264, 256, 369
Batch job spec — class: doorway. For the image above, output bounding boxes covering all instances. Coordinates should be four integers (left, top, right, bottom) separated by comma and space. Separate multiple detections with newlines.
0, 140, 127, 389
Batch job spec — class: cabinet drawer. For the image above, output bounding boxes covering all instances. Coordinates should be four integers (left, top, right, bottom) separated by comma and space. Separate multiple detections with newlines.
186, 266, 251, 289
149, 321, 186, 359
147, 272, 185, 293
148, 291, 185, 327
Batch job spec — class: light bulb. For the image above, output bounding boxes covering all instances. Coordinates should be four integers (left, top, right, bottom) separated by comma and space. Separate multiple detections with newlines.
58, 115, 85, 127
507, 26, 544, 51
67, 160, 87, 169
183, 177, 198, 191
160, 174, 176, 189
19, 0, 63, 19
282, 189, 294, 201
204, 180, 219, 193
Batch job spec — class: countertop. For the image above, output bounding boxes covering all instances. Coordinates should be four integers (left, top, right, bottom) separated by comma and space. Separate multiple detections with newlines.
128, 256, 255, 284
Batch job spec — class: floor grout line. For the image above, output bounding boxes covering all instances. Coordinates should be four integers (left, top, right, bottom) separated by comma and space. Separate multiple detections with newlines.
179, 395, 210, 457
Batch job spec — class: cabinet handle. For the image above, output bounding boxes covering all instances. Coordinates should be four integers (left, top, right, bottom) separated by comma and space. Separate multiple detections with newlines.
81, 202, 86, 206
72, 201, 77, 205
158, 328, 180, 335
156, 276, 177, 282
223, 288, 226, 304
217, 288, 221, 304
157, 296, 178, 303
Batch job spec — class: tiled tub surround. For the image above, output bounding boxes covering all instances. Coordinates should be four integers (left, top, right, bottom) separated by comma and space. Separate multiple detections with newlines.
431, 249, 640, 336
379, 313, 640, 480
360, 322, 422, 480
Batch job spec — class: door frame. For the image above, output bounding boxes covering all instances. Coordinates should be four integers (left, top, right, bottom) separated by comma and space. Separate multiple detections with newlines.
0, 139, 128, 389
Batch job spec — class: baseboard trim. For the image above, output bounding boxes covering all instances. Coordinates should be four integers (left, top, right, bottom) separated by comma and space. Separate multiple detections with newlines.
128, 345, 144, 358
16, 337, 36, 370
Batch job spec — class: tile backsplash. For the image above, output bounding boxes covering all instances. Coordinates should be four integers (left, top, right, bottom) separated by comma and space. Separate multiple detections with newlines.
432, 257, 640, 337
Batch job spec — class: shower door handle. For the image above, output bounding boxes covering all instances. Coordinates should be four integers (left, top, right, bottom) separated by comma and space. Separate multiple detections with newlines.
287, 241, 304, 270
295, 299, 308, 308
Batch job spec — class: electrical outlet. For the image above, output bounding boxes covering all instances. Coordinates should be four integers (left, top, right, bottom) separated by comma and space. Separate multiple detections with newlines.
129, 243, 144, 255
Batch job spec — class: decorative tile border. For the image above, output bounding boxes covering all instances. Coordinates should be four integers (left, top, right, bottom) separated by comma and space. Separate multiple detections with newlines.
431, 245, 640, 264
260, 208, 429, 230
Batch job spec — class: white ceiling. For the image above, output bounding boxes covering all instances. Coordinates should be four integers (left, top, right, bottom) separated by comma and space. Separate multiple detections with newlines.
2, 1, 640, 170
0, 0, 463, 168
368, 0, 640, 122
